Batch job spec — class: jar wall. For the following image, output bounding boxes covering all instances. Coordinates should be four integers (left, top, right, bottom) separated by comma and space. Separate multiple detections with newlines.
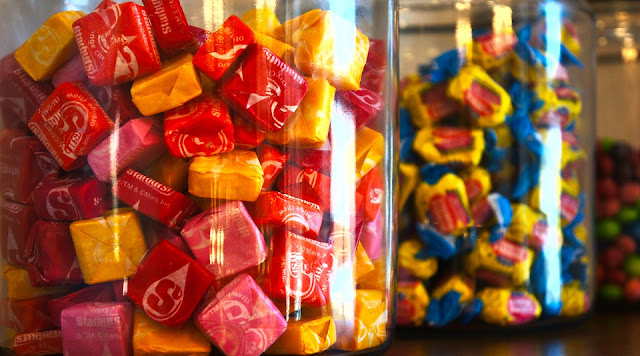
397, 0, 595, 328
0, 0, 397, 354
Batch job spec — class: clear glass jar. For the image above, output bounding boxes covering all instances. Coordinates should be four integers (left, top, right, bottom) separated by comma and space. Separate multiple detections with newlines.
0, 0, 397, 354
397, 0, 595, 328
592, 0, 640, 304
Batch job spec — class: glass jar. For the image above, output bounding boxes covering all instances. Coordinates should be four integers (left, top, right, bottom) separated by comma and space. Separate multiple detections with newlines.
397, 0, 595, 329
0, 0, 397, 354
592, 0, 640, 304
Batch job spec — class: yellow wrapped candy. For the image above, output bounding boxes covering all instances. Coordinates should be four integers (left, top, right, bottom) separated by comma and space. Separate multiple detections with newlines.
432, 275, 474, 303
463, 167, 492, 202
254, 32, 295, 64
476, 288, 541, 326
398, 239, 438, 280
505, 203, 561, 250
531, 84, 559, 122
413, 127, 485, 165
358, 258, 387, 291
284, 10, 370, 91
188, 150, 264, 201
399, 163, 419, 211
560, 283, 589, 317
414, 172, 472, 235
131, 52, 202, 116
133, 309, 211, 356
397, 281, 429, 327
403, 82, 432, 128
266, 77, 335, 148
14, 11, 84, 81
471, 29, 517, 70
3, 265, 68, 301
448, 65, 512, 127
346, 290, 387, 351
266, 316, 336, 355
69, 208, 147, 285
354, 243, 375, 283
272, 9, 325, 42
562, 23, 581, 57
508, 51, 546, 84
466, 236, 534, 286
355, 127, 384, 180
145, 153, 189, 193
242, 7, 280, 35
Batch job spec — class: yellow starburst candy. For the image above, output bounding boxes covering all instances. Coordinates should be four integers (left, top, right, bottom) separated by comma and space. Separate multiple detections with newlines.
241, 7, 281, 35
266, 77, 335, 148
355, 127, 384, 180
254, 32, 295, 64
132, 308, 211, 356
14, 11, 84, 81
188, 150, 264, 201
266, 316, 336, 355
145, 153, 189, 193
358, 259, 387, 291
354, 243, 375, 282
3, 265, 69, 301
69, 208, 147, 285
272, 9, 325, 43
131, 52, 202, 116
398, 239, 438, 280
351, 290, 387, 350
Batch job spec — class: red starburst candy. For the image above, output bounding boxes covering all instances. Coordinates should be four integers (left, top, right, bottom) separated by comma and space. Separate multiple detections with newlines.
142, 0, 195, 54
248, 192, 324, 239
1, 200, 37, 268
356, 166, 384, 223
13, 329, 63, 356
164, 94, 235, 158
257, 144, 289, 191
112, 168, 200, 231
4, 296, 56, 333
193, 15, 255, 81
73, 2, 161, 85
86, 83, 141, 124
234, 115, 266, 149
220, 44, 308, 132
31, 175, 112, 221
0, 67, 53, 129
27, 82, 114, 171
287, 141, 333, 175
47, 284, 115, 326
360, 39, 387, 95
278, 163, 331, 210
264, 230, 333, 307
127, 239, 215, 327
336, 88, 384, 130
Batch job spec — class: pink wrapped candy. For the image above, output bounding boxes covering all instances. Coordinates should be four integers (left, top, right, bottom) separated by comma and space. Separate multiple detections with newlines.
48, 284, 115, 327
87, 83, 141, 124
61, 302, 133, 356
51, 55, 88, 88
181, 201, 267, 280
195, 274, 287, 356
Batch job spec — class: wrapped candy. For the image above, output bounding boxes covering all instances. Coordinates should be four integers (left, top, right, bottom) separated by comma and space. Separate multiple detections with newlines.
356, 166, 383, 223
164, 93, 235, 157
130, 53, 202, 116
463, 167, 492, 203
142, 218, 192, 255
133, 308, 211, 356
466, 238, 534, 286
14, 11, 84, 81
195, 274, 287, 356
31, 175, 112, 221
3, 265, 68, 301
220, 44, 308, 132
112, 169, 200, 231
193, 15, 256, 81
69, 208, 148, 284
355, 127, 384, 180
249, 192, 324, 239
188, 150, 264, 201
145, 153, 188, 192
127, 240, 215, 327
559, 283, 589, 317
73, 2, 161, 85
142, 0, 195, 54
476, 288, 541, 325
48, 284, 115, 326
13, 329, 63, 356
399, 163, 419, 211
52, 55, 87, 88
4, 296, 57, 333
337, 88, 384, 130
87, 83, 141, 124
27, 82, 114, 171
505, 204, 555, 250
398, 240, 438, 280
413, 127, 485, 165
241, 7, 280, 35
24, 221, 84, 287
88, 117, 166, 182
265, 77, 335, 148
1, 200, 37, 268
0, 68, 53, 128
426, 275, 476, 327
266, 316, 336, 355
346, 289, 387, 350
234, 115, 266, 149
396, 281, 429, 327
278, 164, 331, 210
254, 33, 295, 65
360, 39, 387, 95
471, 29, 518, 70
181, 201, 267, 280
61, 302, 134, 356
264, 230, 333, 307
258, 144, 289, 191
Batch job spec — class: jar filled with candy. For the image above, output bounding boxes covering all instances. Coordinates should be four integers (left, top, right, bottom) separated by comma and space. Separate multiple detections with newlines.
0, 0, 397, 354
397, 0, 595, 328
593, 0, 640, 304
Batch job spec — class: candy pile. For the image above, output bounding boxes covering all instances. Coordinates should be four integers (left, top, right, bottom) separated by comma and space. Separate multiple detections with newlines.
0, 1, 390, 355
397, 19, 591, 327
595, 139, 640, 302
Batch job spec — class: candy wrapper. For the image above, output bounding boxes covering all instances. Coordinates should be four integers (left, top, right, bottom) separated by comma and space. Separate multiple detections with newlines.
466, 238, 534, 286
1, 200, 37, 268
355, 127, 384, 180
88, 117, 166, 182
413, 127, 485, 165
357, 166, 384, 223
426, 275, 478, 326
242, 7, 280, 35
73, 2, 161, 85
258, 144, 289, 191
560, 283, 589, 317
234, 115, 266, 149
164, 93, 235, 157
398, 240, 438, 280
193, 15, 256, 81
254, 32, 295, 65
397, 281, 429, 327
399, 163, 419, 211
133, 308, 210, 356
266, 315, 336, 355
32, 175, 112, 221
25, 221, 84, 287
195, 274, 287, 356
337, 88, 384, 130
476, 288, 541, 325
188, 150, 264, 201
220, 44, 308, 132
278, 164, 331, 210
13, 329, 63, 356
28, 82, 114, 171
404, 82, 461, 128
264, 230, 333, 307
360, 39, 387, 95
3, 265, 68, 301
52, 55, 87, 88
344, 289, 387, 351
112, 169, 200, 231
0, 68, 53, 128
87, 83, 141, 124
14, 11, 84, 81
131, 53, 202, 116
505, 204, 555, 250
127, 240, 215, 327
249, 192, 324, 239
48, 284, 115, 326
463, 167, 491, 203
472, 29, 518, 70
69, 208, 148, 284
4, 296, 57, 333
61, 302, 134, 356
145, 153, 188, 192
181, 201, 267, 280
142, 0, 195, 54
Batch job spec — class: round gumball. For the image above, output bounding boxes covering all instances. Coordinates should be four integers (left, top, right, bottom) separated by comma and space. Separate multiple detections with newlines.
601, 247, 625, 269
616, 234, 637, 256
599, 284, 624, 301
621, 183, 640, 205
615, 165, 634, 184
599, 138, 616, 153
617, 206, 639, 224
607, 269, 628, 285
602, 198, 621, 218
624, 255, 640, 278
624, 278, 640, 302
597, 219, 621, 242
610, 142, 634, 163
596, 178, 618, 199
597, 155, 615, 178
